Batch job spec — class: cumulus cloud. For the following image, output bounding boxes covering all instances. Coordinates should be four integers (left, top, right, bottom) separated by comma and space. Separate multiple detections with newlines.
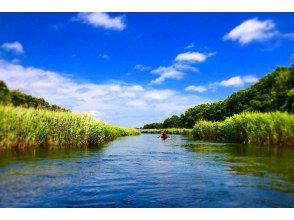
0, 59, 210, 127
73, 12, 126, 31
149, 50, 213, 85
1, 41, 24, 54
223, 18, 294, 45
186, 75, 259, 92
150, 66, 184, 85
175, 51, 215, 63
219, 76, 244, 87
185, 85, 207, 93
217, 75, 258, 87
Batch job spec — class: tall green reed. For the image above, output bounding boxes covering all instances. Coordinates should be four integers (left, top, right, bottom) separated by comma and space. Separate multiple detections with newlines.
0, 105, 139, 149
192, 112, 294, 146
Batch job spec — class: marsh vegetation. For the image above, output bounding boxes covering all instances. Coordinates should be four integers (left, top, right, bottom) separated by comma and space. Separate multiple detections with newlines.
0, 105, 139, 149
192, 111, 294, 146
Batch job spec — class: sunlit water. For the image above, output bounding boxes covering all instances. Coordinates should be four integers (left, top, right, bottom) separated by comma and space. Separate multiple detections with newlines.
0, 134, 293, 207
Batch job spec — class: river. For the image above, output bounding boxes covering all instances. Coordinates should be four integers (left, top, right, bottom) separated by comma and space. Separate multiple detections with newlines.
0, 134, 293, 207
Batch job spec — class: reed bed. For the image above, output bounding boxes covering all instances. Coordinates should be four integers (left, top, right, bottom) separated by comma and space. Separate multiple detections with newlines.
192, 112, 294, 146
0, 105, 139, 149
140, 128, 192, 136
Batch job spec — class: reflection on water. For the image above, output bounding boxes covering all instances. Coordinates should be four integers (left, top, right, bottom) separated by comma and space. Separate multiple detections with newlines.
0, 134, 293, 207
185, 143, 294, 193
0, 146, 105, 167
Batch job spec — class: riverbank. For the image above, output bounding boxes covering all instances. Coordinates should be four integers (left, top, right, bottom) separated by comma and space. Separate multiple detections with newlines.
140, 112, 294, 146
192, 111, 294, 146
140, 128, 192, 135
0, 105, 139, 149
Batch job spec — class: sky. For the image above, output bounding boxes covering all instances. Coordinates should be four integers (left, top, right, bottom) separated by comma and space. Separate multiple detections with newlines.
0, 13, 293, 127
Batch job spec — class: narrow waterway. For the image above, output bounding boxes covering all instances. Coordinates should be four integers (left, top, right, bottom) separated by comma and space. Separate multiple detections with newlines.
0, 134, 293, 207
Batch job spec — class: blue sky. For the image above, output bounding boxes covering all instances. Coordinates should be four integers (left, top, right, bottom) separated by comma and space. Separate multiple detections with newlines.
0, 13, 293, 127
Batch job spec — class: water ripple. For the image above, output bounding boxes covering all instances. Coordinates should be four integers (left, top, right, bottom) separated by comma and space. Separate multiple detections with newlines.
0, 134, 293, 207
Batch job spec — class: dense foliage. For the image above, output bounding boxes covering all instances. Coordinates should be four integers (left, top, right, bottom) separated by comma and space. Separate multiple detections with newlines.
192, 112, 294, 146
0, 80, 68, 111
143, 66, 294, 129
0, 105, 139, 149
142, 122, 163, 129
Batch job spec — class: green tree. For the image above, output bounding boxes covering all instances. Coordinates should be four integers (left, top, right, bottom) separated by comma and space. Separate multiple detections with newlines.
0, 81, 11, 104
143, 66, 294, 128
0, 80, 68, 112
163, 115, 181, 128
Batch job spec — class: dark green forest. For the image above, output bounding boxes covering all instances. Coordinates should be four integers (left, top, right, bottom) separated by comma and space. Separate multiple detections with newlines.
0, 80, 68, 111
143, 66, 294, 129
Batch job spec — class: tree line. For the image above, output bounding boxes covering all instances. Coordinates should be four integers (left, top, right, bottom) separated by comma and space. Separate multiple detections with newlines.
0, 80, 68, 111
143, 66, 294, 129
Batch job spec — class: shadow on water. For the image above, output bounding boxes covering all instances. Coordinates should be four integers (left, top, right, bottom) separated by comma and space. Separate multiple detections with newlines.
0, 144, 109, 168
185, 142, 294, 193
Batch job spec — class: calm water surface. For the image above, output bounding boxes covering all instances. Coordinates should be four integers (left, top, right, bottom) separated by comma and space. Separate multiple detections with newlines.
0, 134, 293, 207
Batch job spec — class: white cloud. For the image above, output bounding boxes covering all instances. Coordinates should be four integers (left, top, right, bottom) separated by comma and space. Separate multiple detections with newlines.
185, 85, 207, 93
218, 75, 258, 87
172, 63, 198, 72
192, 75, 260, 91
127, 100, 147, 107
1, 41, 24, 54
220, 76, 243, 87
149, 50, 213, 85
0, 59, 210, 127
150, 65, 193, 85
143, 89, 175, 100
131, 85, 144, 91
175, 51, 215, 63
150, 66, 184, 85
73, 12, 126, 31
223, 18, 278, 45
242, 75, 259, 83
109, 84, 121, 92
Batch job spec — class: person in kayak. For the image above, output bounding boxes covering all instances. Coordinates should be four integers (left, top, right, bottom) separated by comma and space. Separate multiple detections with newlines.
160, 130, 170, 139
